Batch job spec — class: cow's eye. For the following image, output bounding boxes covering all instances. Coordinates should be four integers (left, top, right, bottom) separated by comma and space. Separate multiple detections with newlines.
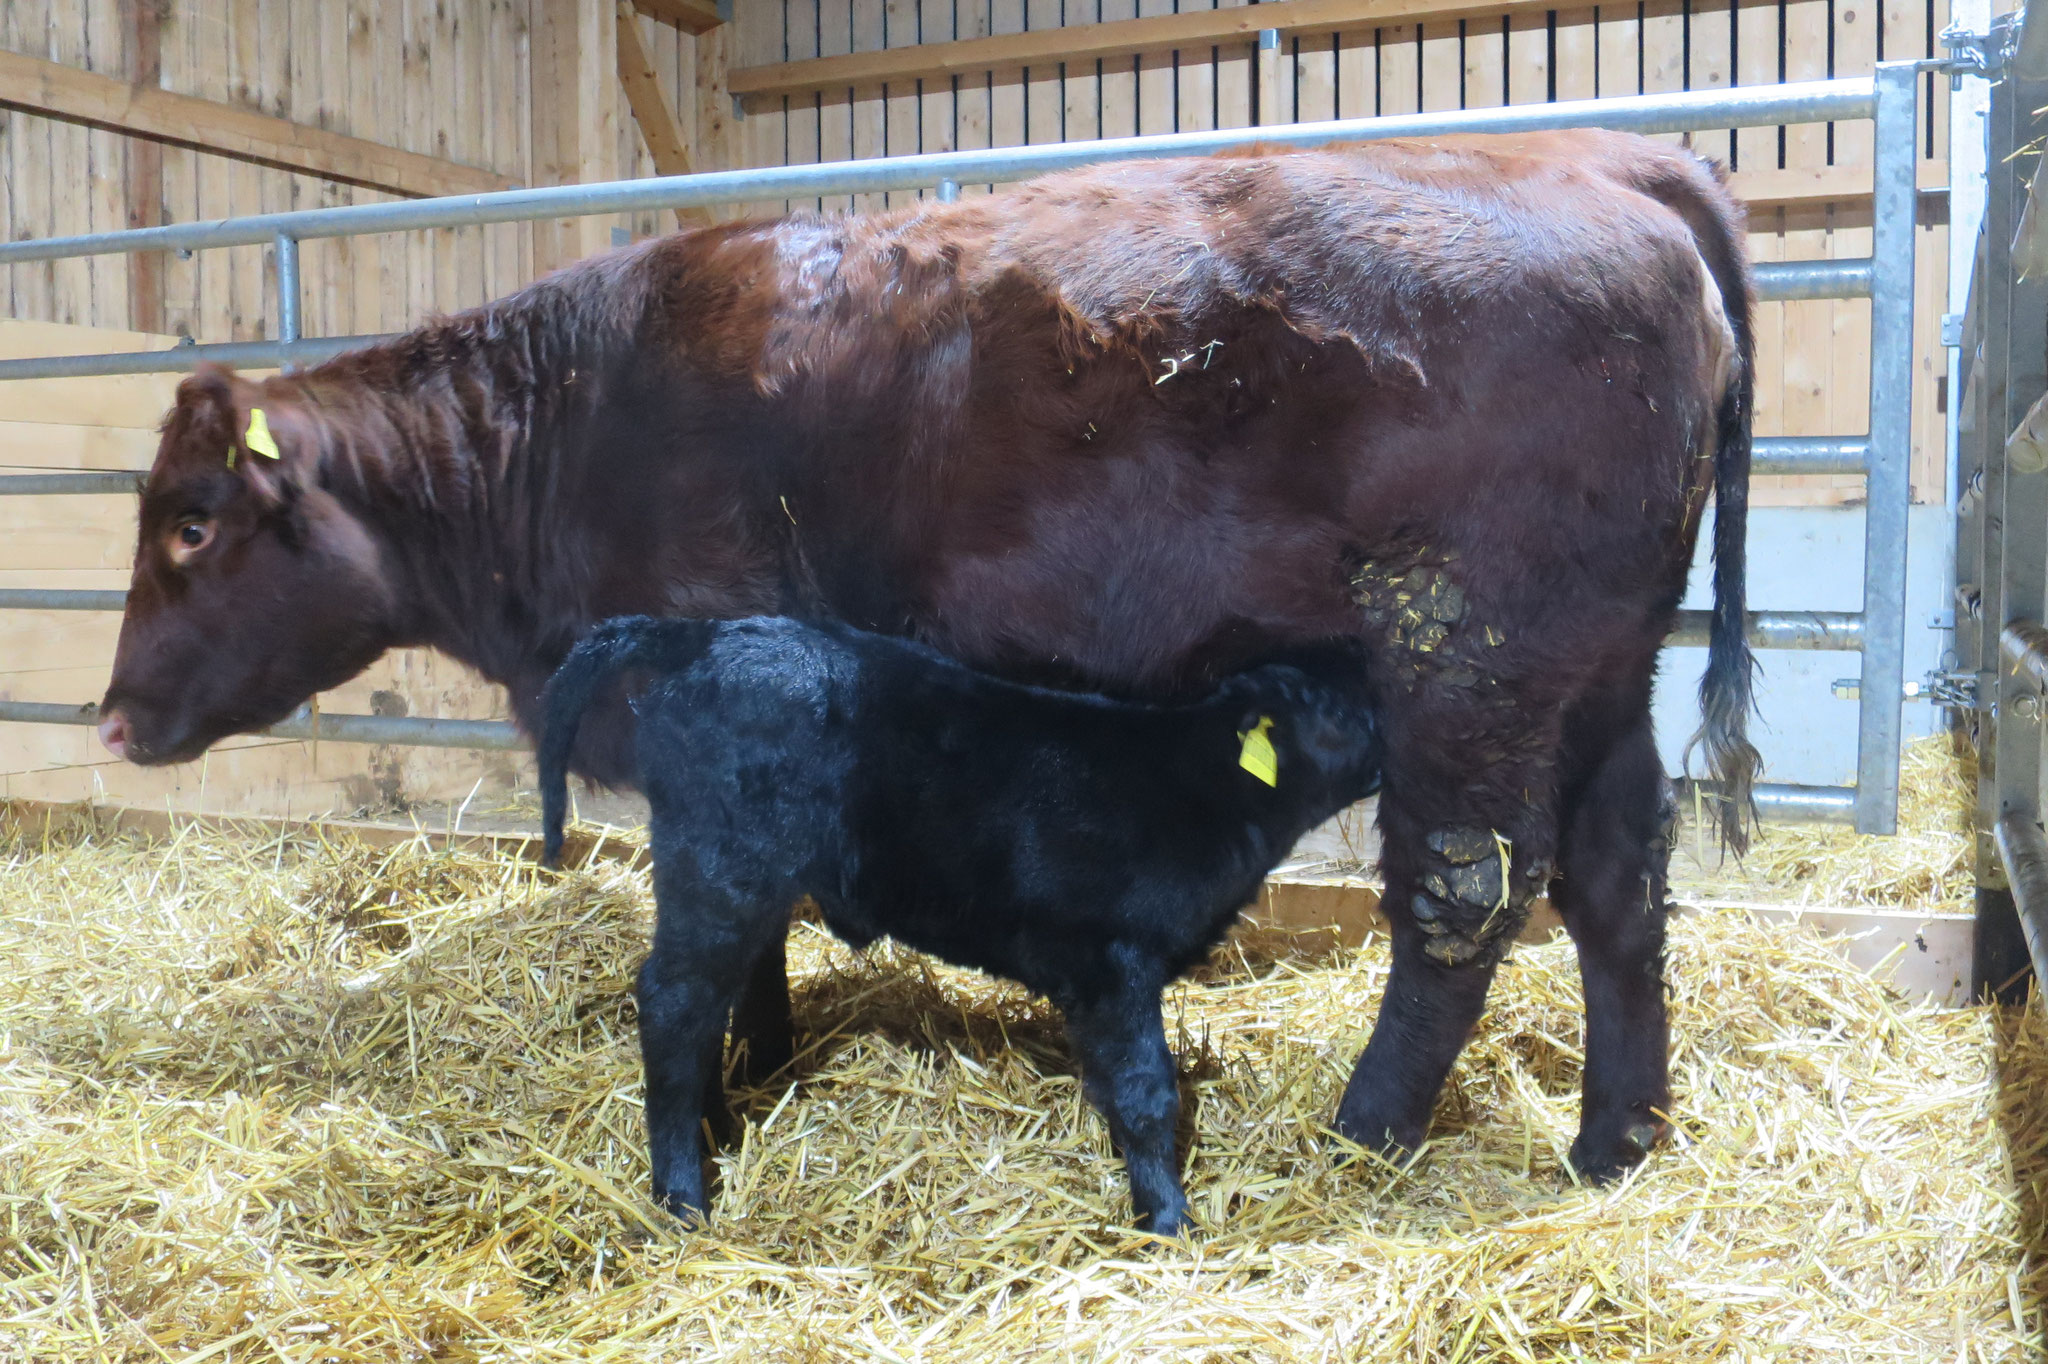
168, 519, 215, 562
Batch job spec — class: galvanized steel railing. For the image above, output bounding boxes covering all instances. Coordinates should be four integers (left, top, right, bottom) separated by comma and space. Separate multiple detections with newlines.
0, 68, 1922, 830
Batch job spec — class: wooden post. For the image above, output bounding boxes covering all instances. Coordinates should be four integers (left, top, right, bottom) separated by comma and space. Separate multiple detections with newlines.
531, 0, 622, 273
121, 0, 164, 337
693, 20, 741, 184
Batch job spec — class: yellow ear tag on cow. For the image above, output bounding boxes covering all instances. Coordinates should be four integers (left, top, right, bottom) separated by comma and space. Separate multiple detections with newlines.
1238, 715, 1278, 787
243, 407, 281, 461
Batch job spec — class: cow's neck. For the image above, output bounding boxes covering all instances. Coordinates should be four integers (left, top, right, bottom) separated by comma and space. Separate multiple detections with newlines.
297, 265, 785, 775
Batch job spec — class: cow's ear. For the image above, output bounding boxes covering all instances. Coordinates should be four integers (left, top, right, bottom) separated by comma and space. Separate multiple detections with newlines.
170, 363, 292, 502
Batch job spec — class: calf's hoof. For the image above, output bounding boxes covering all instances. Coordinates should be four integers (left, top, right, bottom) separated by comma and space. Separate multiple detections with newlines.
652, 1178, 713, 1227
1136, 1199, 1193, 1241
1569, 1116, 1667, 1184
730, 1030, 795, 1090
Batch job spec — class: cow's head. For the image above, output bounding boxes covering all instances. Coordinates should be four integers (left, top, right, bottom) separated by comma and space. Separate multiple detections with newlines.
98, 364, 403, 764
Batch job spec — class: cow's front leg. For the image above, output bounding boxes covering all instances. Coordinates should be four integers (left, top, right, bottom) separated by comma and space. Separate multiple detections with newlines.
1335, 560, 1561, 1159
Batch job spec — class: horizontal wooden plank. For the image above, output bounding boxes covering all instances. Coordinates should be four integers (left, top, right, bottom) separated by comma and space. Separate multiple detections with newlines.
0, 48, 518, 200
0, 569, 131, 590
0, 610, 121, 675
634, 0, 726, 36
731, 0, 1559, 97
1730, 160, 1947, 209
1252, 877, 1972, 1004
0, 795, 639, 869
0, 373, 180, 430
0, 494, 137, 571
0, 318, 178, 360
0, 422, 159, 470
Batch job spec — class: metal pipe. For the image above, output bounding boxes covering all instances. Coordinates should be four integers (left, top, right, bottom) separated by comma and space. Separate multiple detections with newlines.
0, 333, 397, 382
0, 269, 1879, 383
0, 589, 129, 611
1667, 609, 1865, 650
1995, 810, 2048, 989
0, 699, 526, 751
0, 472, 139, 495
274, 234, 300, 348
0, 79, 1879, 265
1854, 61, 1920, 837
1753, 782, 1860, 824
936, 178, 960, 203
1751, 436, 1870, 475
2000, 618, 2048, 691
1752, 258, 1875, 301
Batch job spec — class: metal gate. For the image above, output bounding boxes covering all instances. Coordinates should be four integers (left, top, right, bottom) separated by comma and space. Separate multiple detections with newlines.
1953, 4, 2048, 1000
0, 66, 1924, 833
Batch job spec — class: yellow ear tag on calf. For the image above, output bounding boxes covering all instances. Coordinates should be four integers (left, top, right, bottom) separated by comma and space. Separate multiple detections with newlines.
243, 407, 281, 461
1238, 715, 1279, 787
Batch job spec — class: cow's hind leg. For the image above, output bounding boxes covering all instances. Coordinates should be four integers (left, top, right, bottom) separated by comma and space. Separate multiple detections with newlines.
1550, 687, 1677, 1181
1335, 571, 1563, 1159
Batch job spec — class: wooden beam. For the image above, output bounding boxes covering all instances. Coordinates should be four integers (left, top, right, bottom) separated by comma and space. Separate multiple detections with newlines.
1728, 161, 1947, 210
633, 0, 727, 35
615, 3, 694, 177
118, 0, 164, 336
0, 48, 516, 200
0, 796, 650, 871
532, 0, 623, 271
730, 0, 1553, 98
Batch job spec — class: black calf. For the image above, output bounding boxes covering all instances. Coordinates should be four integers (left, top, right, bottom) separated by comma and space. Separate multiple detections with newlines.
540, 615, 1383, 1236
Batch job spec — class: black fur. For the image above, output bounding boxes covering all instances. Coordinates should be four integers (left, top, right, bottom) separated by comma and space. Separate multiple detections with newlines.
540, 614, 1383, 1236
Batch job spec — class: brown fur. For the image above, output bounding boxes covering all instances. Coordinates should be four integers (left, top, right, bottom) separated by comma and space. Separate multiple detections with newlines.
103, 131, 1755, 1176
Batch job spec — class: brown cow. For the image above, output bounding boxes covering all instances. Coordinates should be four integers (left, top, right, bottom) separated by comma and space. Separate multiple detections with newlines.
97, 130, 1756, 1183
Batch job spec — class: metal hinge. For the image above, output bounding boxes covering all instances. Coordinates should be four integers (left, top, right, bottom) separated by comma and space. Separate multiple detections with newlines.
1832, 670, 1980, 707
1938, 15, 2019, 82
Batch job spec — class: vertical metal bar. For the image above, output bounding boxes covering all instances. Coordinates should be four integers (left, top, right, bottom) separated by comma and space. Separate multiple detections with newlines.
1854, 61, 1920, 835
273, 232, 301, 372
1974, 68, 2024, 996
936, 178, 960, 203
1949, 0, 1993, 511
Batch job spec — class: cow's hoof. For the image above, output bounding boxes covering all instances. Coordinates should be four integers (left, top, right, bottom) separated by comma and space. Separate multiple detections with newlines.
1569, 1117, 1667, 1184
1332, 1108, 1427, 1169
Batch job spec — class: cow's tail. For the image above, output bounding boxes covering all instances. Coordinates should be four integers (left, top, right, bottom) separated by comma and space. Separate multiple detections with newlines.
1666, 160, 1764, 855
539, 615, 718, 867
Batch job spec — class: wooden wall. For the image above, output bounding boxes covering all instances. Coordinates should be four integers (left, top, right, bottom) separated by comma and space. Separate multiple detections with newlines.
729, 0, 1955, 506
0, 317, 533, 817
0, 0, 1962, 817
0, 1, 741, 343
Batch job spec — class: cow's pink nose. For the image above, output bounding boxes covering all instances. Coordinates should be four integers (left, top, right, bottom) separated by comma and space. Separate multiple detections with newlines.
98, 710, 130, 760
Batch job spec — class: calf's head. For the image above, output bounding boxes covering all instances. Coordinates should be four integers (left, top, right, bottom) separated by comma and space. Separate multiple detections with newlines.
99, 365, 402, 764
1230, 642, 1385, 806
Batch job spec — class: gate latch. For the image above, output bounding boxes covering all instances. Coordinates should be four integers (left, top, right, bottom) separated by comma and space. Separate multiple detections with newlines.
1832, 671, 1979, 707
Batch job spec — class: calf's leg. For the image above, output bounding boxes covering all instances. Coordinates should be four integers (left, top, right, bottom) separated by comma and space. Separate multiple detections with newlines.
638, 871, 783, 1222
1062, 973, 1189, 1237
727, 929, 794, 1086
1550, 691, 1677, 1180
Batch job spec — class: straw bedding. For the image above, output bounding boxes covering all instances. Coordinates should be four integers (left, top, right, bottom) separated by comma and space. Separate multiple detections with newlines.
1673, 736, 1976, 913
0, 813, 2036, 1361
